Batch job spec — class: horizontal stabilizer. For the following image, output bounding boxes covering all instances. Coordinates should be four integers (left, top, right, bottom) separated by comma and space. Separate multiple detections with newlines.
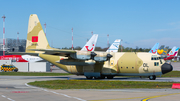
28, 49, 76, 56
6, 52, 39, 56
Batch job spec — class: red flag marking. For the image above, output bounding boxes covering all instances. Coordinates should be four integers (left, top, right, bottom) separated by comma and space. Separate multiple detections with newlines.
32, 36, 38, 42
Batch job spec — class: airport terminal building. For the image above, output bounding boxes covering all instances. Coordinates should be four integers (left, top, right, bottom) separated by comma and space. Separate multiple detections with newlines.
0, 38, 26, 55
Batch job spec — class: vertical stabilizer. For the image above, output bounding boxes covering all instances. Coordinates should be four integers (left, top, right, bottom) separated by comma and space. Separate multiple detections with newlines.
106, 39, 121, 52
157, 45, 165, 55
149, 43, 159, 54
81, 34, 98, 51
26, 14, 52, 53
167, 46, 179, 56
175, 47, 179, 56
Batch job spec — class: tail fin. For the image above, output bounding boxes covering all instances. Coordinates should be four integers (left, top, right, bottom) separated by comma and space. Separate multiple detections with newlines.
157, 45, 165, 55
149, 43, 159, 54
26, 14, 52, 53
158, 45, 165, 50
106, 39, 121, 52
175, 47, 179, 56
167, 46, 179, 56
162, 46, 169, 55
81, 34, 98, 51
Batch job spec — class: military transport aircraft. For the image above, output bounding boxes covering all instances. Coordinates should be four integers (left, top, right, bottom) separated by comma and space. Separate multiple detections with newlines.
9, 14, 173, 80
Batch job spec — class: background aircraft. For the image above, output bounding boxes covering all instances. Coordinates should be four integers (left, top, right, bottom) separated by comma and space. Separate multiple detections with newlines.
81, 34, 98, 51
0, 55, 43, 62
157, 45, 169, 55
164, 46, 179, 60
149, 43, 159, 54
106, 39, 121, 52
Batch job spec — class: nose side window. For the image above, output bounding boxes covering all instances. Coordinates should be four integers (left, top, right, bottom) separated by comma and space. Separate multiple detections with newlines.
160, 60, 162, 64
154, 62, 159, 66
157, 62, 159, 66
154, 62, 156, 66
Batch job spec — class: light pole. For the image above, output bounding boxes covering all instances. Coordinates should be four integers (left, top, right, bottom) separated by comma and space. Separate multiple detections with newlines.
2, 15, 6, 56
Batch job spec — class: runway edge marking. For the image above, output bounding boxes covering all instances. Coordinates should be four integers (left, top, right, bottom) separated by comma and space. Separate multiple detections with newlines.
25, 83, 86, 101
1, 95, 15, 101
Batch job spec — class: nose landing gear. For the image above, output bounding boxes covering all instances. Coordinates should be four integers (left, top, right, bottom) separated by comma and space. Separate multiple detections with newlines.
149, 75, 156, 80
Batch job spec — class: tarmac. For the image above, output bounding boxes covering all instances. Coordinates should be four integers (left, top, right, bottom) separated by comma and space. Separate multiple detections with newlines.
0, 62, 180, 101
170, 62, 180, 71
0, 77, 180, 101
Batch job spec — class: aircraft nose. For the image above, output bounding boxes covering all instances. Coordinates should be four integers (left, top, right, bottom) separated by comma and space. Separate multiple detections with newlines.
161, 63, 173, 74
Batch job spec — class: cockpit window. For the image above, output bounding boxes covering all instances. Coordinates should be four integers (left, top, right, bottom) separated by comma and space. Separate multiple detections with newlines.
160, 59, 162, 64
151, 56, 161, 60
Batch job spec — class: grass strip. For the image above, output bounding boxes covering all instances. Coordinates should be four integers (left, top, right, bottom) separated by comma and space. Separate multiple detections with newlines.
28, 80, 175, 89
0, 72, 71, 76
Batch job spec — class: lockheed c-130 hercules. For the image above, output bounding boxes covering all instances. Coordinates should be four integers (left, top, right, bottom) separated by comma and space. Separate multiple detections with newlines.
9, 14, 173, 80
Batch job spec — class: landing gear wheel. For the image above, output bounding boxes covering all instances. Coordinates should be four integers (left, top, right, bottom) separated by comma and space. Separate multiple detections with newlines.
107, 76, 114, 79
149, 75, 156, 80
94, 77, 100, 79
86, 76, 93, 79
100, 75, 105, 79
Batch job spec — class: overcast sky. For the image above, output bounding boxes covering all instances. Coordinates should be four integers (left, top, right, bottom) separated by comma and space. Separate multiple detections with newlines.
0, 0, 180, 49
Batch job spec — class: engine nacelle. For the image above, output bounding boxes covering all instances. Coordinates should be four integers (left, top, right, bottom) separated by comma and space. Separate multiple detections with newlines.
93, 52, 113, 62
70, 51, 91, 60
70, 51, 113, 62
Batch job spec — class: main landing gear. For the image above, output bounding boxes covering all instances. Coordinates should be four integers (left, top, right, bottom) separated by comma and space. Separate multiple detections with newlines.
149, 75, 156, 80
107, 75, 114, 79
86, 76, 93, 79
86, 75, 114, 79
